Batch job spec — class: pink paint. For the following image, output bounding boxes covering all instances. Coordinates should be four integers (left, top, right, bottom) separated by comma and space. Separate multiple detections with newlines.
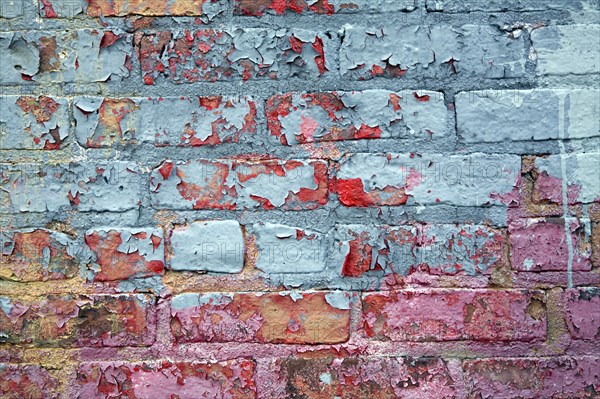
299, 114, 319, 141
564, 288, 600, 340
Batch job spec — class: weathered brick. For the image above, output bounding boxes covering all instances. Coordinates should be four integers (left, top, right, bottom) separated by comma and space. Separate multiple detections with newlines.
39, 0, 84, 17
234, 0, 415, 15
563, 288, 600, 340
0, 364, 59, 399
83, 228, 164, 281
463, 357, 600, 399
333, 153, 520, 207
0, 30, 132, 84
362, 290, 546, 341
340, 25, 526, 80
0, 96, 69, 150
139, 29, 336, 84
73, 96, 257, 148
426, 0, 585, 12
76, 359, 256, 399
0, 162, 143, 213
0, 228, 80, 282
0, 294, 156, 347
170, 220, 244, 273
532, 153, 600, 205
251, 223, 327, 273
457, 90, 600, 142
171, 291, 350, 344
266, 90, 447, 145
151, 159, 328, 210
335, 224, 506, 278
532, 25, 600, 76
0, 0, 23, 18
264, 356, 456, 398
509, 218, 592, 272
84, 0, 229, 17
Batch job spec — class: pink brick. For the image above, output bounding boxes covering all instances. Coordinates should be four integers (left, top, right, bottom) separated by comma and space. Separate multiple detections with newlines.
362, 290, 546, 342
564, 288, 600, 340
76, 359, 256, 399
463, 357, 600, 399
0, 364, 59, 399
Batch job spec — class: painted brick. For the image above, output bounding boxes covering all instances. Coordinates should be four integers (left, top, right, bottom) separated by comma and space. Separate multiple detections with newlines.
76, 359, 256, 399
234, 0, 415, 15
264, 356, 455, 398
456, 90, 600, 142
73, 96, 257, 148
0, 162, 143, 213
335, 224, 506, 278
266, 90, 447, 145
0, 0, 23, 18
532, 153, 600, 205
563, 288, 600, 340
0, 294, 156, 347
532, 25, 600, 76
0, 96, 69, 150
138, 29, 336, 84
150, 159, 328, 210
426, 0, 585, 12
0, 30, 132, 84
333, 153, 520, 207
171, 291, 351, 344
463, 357, 600, 399
84, 0, 229, 17
362, 290, 546, 342
0, 364, 59, 399
509, 218, 592, 272
0, 228, 80, 282
83, 228, 165, 281
39, 0, 84, 17
170, 220, 244, 273
251, 223, 327, 273
340, 25, 526, 80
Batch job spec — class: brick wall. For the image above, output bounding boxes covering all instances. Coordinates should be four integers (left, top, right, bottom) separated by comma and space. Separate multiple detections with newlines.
1, 0, 599, 398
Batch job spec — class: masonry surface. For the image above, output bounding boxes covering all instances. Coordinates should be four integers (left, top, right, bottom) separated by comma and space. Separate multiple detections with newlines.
0, 0, 599, 398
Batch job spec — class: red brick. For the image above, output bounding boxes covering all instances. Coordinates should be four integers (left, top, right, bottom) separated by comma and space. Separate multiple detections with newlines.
86, 0, 226, 16
234, 0, 415, 15
171, 291, 351, 344
563, 288, 600, 340
76, 359, 256, 398
0, 364, 59, 399
0, 228, 79, 282
0, 294, 155, 347
362, 290, 546, 342
463, 357, 600, 399
261, 356, 455, 398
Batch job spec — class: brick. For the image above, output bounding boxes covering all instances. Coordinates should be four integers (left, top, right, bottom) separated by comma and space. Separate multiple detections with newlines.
171, 291, 350, 344
73, 96, 257, 148
362, 290, 546, 342
333, 153, 520, 207
509, 218, 592, 272
84, 0, 229, 17
0, 364, 59, 399
335, 224, 506, 278
532, 25, 600, 76
150, 159, 328, 210
0, 0, 23, 18
563, 288, 600, 340
251, 223, 327, 273
76, 359, 256, 399
0, 294, 156, 347
0, 162, 143, 213
532, 153, 600, 205
0, 30, 132, 84
83, 228, 165, 281
0, 96, 69, 150
456, 90, 600, 142
340, 25, 526, 80
0, 228, 80, 282
463, 357, 600, 399
39, 0, 84, 17
266, 90, 447, 145
264, 356, 455, 398
139, 29, 336, 84
170, 220, 244, 273
234, 0, 415, 15
426, 0, 585, 12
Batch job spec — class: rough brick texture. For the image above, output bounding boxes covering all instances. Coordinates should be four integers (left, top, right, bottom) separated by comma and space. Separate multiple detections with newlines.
1, 0, 598, 397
